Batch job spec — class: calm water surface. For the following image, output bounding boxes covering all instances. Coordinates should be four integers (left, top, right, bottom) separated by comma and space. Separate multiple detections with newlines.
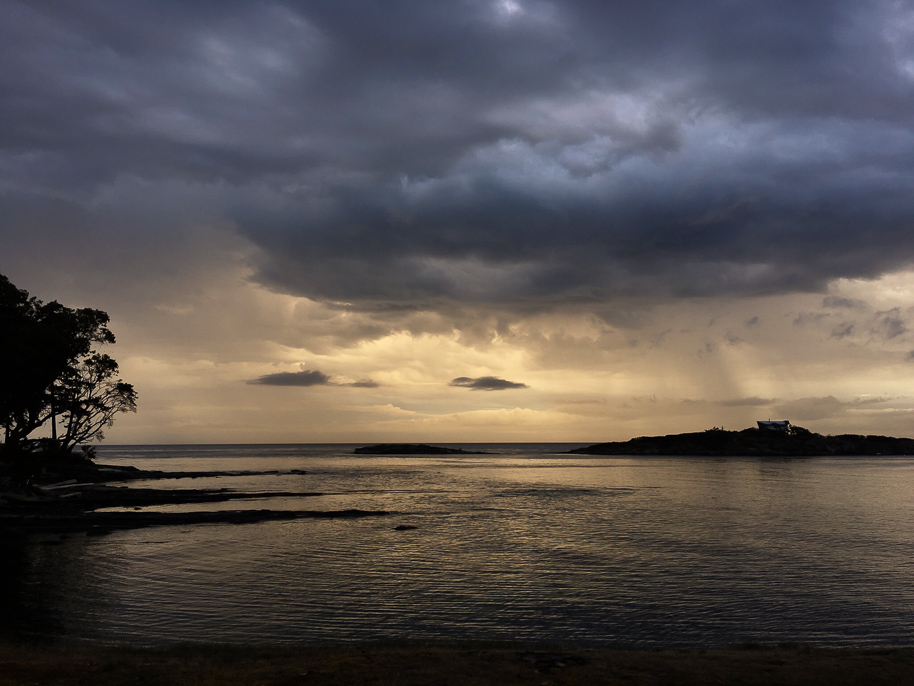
3, 443, 914, 647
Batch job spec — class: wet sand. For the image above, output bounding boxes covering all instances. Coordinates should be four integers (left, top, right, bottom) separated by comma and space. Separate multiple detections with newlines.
0, 641, 912, 685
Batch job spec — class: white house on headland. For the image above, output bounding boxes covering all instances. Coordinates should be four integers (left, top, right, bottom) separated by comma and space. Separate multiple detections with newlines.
757, 420, 790, 432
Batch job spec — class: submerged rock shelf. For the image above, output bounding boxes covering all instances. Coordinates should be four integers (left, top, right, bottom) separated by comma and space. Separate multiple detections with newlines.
0, 458, 382, 534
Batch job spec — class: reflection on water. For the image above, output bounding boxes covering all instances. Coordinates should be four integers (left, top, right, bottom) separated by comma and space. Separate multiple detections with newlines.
4, 445, 914, 647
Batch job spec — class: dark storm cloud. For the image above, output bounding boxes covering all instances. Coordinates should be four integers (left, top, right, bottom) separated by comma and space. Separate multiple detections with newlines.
248, 369, 331, 386
450, 376, 528, 391
4, 1, 914, 313
348, 379, 380, 388
248, 369, 379, 387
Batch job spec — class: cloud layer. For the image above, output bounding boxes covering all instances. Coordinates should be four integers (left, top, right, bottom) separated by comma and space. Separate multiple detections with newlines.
4, 1, 914, 443
3, 0, 914, 316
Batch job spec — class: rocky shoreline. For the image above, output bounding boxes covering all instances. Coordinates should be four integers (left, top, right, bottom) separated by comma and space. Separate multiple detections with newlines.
0, 460, 390, 535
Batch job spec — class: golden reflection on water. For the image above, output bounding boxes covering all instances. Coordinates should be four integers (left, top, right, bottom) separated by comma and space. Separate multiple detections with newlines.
5, 447, 914, 646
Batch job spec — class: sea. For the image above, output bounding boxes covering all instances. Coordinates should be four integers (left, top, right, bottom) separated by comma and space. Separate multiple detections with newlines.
3, 443, 914, 648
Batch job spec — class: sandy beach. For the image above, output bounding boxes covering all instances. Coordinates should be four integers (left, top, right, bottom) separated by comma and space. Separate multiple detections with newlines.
1, 641, 913, 685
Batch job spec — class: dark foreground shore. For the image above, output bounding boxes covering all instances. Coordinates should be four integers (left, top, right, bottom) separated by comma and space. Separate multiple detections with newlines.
1, 641, 912, 685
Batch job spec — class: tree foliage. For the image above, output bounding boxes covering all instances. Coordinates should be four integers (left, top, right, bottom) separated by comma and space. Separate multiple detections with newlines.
55, 353, 138, 450
0, 273, 136, 458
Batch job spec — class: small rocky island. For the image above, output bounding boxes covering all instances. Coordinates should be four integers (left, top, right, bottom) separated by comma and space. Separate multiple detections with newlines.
354, 444, 488, 455
571, 424, 914, 457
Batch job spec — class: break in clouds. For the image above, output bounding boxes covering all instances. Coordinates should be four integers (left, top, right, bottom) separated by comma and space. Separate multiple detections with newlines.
3, 0, 914, 317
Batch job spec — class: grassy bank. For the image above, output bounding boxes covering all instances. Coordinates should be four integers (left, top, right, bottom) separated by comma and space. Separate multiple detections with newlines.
1, 640, 913, 685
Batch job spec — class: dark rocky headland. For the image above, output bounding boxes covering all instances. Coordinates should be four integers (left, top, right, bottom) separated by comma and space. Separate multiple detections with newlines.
571, 426, 914, 456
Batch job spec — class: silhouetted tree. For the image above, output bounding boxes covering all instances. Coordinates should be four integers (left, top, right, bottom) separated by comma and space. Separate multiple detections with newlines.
0, 273, 135, 458
54, 353, 137, 450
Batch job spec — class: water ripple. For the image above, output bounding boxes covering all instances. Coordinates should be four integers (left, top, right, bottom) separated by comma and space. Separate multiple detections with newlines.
4, 447, 914, 647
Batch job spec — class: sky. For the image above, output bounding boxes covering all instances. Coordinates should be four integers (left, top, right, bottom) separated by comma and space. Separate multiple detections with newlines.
3, 0, 914, 444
